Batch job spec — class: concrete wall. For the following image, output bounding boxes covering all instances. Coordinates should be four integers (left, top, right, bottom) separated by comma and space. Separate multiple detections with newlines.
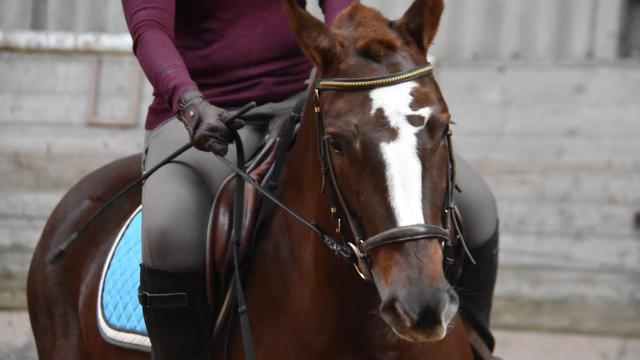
0, 0, 127, 32
438, 63, 640, 336
0, 50, 150, 308
1, 0, 640, 337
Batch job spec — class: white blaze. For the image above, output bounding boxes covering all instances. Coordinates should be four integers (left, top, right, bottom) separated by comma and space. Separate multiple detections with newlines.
369, 81, 432, 227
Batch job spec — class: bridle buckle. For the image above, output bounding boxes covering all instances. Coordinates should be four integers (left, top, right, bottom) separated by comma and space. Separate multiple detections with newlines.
347, 242, 372, 281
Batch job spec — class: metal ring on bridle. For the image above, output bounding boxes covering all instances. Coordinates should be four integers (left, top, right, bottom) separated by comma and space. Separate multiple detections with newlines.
347, 242, 372, 281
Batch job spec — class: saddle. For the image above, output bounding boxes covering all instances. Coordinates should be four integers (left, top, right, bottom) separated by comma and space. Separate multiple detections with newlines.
205, 98, 302, 316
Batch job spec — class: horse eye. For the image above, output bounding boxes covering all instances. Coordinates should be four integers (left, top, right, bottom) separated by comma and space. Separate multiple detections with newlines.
327, 137, 344, 154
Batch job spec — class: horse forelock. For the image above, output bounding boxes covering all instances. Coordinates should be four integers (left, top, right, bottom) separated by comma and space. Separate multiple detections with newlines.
332, 3, 401, 63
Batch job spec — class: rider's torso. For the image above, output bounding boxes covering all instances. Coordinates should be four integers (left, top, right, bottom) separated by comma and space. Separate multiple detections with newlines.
147, 0, 311, 125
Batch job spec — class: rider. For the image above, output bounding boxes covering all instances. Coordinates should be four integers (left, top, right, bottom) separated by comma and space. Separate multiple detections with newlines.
122, 1, 499, 359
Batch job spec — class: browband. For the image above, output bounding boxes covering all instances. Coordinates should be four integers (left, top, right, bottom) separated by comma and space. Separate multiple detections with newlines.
316, 64, 434, 90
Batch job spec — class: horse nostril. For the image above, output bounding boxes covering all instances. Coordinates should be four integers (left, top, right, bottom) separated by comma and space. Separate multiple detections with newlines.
381, 298, 416, 328
381, 289, 457, 332
415, 306, 441, 330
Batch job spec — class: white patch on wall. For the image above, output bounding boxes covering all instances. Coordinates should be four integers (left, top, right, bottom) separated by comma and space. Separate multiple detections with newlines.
369, 81, 432, 227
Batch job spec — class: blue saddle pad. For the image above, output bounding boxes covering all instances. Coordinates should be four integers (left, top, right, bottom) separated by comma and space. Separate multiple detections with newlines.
97, 206, 150, 351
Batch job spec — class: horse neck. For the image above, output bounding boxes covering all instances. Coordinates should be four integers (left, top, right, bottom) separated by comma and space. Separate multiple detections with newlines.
259, 86, 379, 320
248, 94, 465, 357
270, 89, 337, 265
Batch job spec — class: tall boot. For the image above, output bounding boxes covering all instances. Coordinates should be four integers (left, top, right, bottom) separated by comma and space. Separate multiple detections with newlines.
138, 265, 214, 360
456, 227, 499, 352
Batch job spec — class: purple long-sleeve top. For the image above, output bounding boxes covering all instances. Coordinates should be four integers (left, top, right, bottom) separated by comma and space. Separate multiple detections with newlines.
122, 0, 352, 129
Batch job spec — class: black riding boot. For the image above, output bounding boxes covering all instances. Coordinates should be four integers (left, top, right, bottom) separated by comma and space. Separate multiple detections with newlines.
139, 265, 214, 360
456, 227, 499, 352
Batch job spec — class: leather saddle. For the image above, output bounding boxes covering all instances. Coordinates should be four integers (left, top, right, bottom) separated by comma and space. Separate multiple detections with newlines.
204, 99, 302, 312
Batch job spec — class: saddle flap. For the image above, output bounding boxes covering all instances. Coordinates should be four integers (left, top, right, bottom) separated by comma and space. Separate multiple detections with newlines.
206, 142, 279, 289
205, 95, 303, 312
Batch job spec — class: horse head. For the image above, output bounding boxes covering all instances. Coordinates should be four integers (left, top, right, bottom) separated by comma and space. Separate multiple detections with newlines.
284, 0, 457, 343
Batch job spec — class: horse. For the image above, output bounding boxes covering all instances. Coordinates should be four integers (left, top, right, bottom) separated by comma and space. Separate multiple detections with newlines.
28, 0, 483, 358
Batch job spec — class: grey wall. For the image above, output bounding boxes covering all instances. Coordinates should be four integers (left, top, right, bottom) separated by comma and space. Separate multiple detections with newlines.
1, 0, 632, 61
0, 0, 127, 32
438, 63, 640, 336
310, 0, 629, 62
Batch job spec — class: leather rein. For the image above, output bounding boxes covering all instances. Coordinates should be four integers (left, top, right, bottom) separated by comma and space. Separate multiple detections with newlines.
313, 63, 473, 281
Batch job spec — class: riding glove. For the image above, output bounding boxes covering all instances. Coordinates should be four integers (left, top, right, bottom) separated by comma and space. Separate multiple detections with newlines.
177, 91, 244, 156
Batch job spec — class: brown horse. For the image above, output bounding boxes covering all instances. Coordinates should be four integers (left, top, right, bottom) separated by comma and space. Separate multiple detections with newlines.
28, 0, 478, 358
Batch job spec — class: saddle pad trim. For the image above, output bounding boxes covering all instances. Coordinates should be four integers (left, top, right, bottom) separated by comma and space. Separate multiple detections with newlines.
97, 205, 151, 352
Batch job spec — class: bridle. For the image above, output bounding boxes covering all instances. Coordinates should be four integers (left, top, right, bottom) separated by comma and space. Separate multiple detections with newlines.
313, 63, 472, 282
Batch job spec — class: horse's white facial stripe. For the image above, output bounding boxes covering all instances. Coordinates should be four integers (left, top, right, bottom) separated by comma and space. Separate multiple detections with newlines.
369, 81, 432, 227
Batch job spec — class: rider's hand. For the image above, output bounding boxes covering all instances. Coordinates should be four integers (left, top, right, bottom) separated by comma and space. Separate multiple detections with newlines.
177, 91, 244, 156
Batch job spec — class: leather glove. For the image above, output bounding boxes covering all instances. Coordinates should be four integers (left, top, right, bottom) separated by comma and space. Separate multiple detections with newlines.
177, 91, 244, 155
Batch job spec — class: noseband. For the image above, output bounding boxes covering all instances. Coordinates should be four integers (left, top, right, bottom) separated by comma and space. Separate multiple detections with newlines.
314, 63, 469, 282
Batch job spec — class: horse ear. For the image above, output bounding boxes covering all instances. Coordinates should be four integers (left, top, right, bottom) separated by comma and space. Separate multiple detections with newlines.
282, 0, 342, 71
396, 0, 444, 54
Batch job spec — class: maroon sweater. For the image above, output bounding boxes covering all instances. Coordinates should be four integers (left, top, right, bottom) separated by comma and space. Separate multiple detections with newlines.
123, 0, 352, 129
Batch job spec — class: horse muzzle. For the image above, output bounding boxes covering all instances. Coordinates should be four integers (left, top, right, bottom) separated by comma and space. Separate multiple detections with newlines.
379, 284, 459, 342
349, 224, 459, 341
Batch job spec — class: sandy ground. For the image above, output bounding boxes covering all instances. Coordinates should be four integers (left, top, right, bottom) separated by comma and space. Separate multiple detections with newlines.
2, 310, 638, 359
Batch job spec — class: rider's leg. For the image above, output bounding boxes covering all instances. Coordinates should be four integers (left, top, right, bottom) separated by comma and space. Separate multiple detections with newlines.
139, 120, 241, 360
139, 93, 302, 359
141, 118, 267, 271
453, 157, 499, 350
138, 265, 212, 360
140, 123, 265, 360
